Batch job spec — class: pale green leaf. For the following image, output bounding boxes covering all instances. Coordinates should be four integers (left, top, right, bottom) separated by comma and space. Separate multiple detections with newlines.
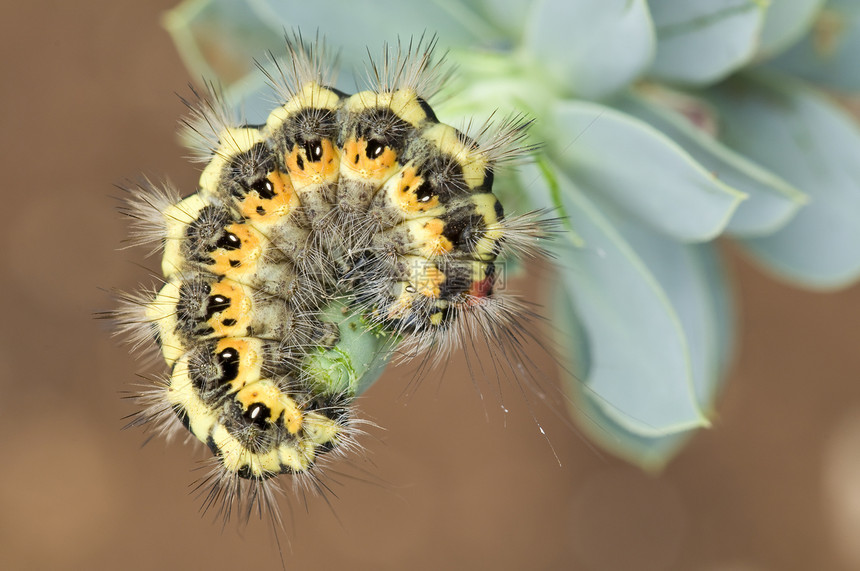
699, 243, 737, 388
553, 234, 732, 469
524, 0, 655, 99
765, 2, 860, 91
546, 99, 746, 242
458, 0, 533, 43
554, 287, 695, 471
246, 0, 491, 70
164, 0, 284, 87
648, 0, 766, 86
706, 75, 860, 289
757, 0, 827, 58
303, 300, 394, 397
612, 91, 807, 237
527, 161, 708, 436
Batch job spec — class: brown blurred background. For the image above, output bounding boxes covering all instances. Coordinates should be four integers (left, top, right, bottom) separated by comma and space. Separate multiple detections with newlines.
4, 1, 860, 569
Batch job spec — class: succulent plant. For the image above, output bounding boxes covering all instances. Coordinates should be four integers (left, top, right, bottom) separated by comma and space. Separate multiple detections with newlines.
161, 0, 860, 470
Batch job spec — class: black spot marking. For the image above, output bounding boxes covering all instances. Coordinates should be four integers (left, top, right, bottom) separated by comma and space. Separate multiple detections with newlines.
256, 205, 266, 215
482, 167, 494, 190
326, 85, 349, 98
316, 440, 336, 455
491, 237, 504, 258
173, 404, 191, 432
305, 393, 350, 421
415, 181, 435, 203
437, 303, 453, 324
188, 343, 236, 398
244, 402, 272, 429
216, 232, 241, 250
176, 279, 211, 331
351, 108, 413, 154
195, 325, 215, 337
249, 178, 276, 199
205, 294, 231, 320
415, 96, 438, 123
440, 261, 473, 297
194, 255, 217, 266
216, 347, 241, 383
184, 205, 237, 258
229, 259, 241, 268
226, 143, 276, 199
302, 140, 324, 162
206, 435, 220, 457
296, 153, 305, 170
365, 139, 385, 159
418, 154, 465, 202
221, 318, 237, 327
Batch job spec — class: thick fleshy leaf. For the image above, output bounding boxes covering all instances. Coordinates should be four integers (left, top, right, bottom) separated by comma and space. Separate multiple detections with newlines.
458, 0, 533, 44
246, 0, 491, 71
303, 300, 394, 397
553, 287, 694, 471
757, 0, 827, 58
705, 75, 860, 289
526, 161, 708, 436
432, 48, 561, 123
585, 199, 734, 408
164, 0, 285, 87
617, 228, 730, 409
648, 0, 766, 86
567, 376, 698, 470
612, 91, 807, 237
524, 0, 655, 99
553, 235, 732, 469
765, 1, 860, 92
545, 99, 746, 243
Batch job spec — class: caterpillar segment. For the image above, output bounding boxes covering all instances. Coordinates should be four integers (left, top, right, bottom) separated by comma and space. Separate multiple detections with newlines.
354, 251, 497, 333
143, 274, 337, 367
371, 193, 506, 261
167, 351, 347, 479
196, 125, 310, 254
334, 88, 434, 218
159, 194, 305, 301
367, 121, 495, 229
264, 82, 344, 229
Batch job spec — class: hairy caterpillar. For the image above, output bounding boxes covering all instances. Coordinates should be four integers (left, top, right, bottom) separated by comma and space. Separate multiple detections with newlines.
109, 33, 556, 528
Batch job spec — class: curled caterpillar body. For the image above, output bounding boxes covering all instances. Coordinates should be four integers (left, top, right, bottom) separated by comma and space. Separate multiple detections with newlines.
112, 33, 555, 524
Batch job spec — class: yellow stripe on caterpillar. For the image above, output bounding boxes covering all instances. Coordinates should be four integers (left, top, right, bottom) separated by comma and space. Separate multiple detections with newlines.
418, 123, 490, 191
198, 127, 266, 196
342, 89, 430, 129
